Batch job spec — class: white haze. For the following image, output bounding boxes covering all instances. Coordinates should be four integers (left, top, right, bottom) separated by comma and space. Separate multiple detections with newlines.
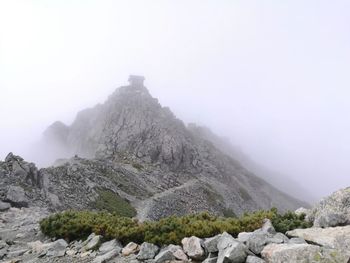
1, 0, 349, 201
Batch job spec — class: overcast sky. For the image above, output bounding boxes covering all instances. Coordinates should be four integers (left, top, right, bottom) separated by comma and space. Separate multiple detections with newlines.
0, 0, 349, 200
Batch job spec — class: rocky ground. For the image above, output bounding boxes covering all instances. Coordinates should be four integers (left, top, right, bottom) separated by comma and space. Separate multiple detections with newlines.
0, 187, 349, 263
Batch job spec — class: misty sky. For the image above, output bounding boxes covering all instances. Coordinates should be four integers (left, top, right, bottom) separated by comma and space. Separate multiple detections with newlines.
0, 0, 349, 200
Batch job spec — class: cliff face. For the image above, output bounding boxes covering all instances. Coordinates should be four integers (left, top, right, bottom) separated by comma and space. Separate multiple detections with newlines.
20, 78, 309, 219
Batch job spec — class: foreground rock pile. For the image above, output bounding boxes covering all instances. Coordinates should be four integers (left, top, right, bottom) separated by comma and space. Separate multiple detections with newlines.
1, 204, 350, 263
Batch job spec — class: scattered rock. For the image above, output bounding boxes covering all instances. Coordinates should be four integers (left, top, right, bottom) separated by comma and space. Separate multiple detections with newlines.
154, 249, 176, 263
217, 240, 247, 263
182, 236, 206, 260
204, 235, 222, 253
122, 242, 140, 256
46, 239, 68, 257
136, 242, 159, 260
99, 239, 122, 254
93, 249, 119, 263
246, 231, 269, 255
261, 219, 276, 235
83, 235, 102, 251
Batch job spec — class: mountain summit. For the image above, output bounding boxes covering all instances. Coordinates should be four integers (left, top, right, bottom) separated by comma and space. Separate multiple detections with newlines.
35, 76, 308, 219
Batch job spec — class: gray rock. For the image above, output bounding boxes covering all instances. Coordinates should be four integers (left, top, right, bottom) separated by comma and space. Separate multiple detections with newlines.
154, 249, 176, 263
246, 231, 269, 255
154, 245, 188, 263
136, 242, 159, 260
93, 249, 119, 263
0, 201, 11, 211
217, 232, 236, 251
122, 242, 140, 256
287, 225, 350, 257
6, 248, 28, 258
309, 187, 350, 227
46, 239, 68, 257
203, 257, 218, 263
261, 219, 276, 235
168, 245, 188, 261
99, 239, 122, 254
288, 238, 307, 245
246, 255, 266, 263
181, 236, 205, 260
261, 243, 348, 263
204, 235, 222, 253
267, 233, 289, 244
5, 186, 28, 207
237, 232, 253, 244
217, 240, 247, 263
84, 235, 102, 251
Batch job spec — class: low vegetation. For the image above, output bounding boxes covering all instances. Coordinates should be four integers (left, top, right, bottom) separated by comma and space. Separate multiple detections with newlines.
90, 189, 137, 217
40, 208, 311, 246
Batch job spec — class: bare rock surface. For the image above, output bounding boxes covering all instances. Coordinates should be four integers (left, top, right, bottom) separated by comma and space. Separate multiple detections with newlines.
261, 243, 348, 263
287, 226, 350, 257
308, 187, 350, 228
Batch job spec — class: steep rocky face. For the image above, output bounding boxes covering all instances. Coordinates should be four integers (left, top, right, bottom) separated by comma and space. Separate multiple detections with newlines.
28, 78, 308, 219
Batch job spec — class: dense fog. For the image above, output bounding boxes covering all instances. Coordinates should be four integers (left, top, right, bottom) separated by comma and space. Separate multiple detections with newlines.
1, 0, 349, 201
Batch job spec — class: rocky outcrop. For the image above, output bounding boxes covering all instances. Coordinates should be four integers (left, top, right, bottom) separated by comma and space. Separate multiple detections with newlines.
308, 187, 350, 228
287, 226, 350, 258
261, 243, 348, 263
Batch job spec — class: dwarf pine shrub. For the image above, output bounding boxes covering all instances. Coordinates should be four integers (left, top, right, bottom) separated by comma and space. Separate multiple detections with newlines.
40, 208, 310, 246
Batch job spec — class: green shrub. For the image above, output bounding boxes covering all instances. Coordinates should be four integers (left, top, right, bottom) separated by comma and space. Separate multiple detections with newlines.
271, 210, 312, 233
91, 189, 137, 218
40, 209, 310, 246
132, 162, 144, 170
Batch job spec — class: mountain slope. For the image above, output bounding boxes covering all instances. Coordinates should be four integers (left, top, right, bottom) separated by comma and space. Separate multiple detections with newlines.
36, 76, 308, 219
187, 124, 315, 203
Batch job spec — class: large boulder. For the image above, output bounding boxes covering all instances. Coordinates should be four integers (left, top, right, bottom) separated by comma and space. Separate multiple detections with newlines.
244, 219, 288, 254
154, 245, 188, 263
204, 234, 222, 253
83, 234, 102, 251
45, 239, 68, 257
261, 243, 348, 263
309, 187, 350, 227
0, 201, 11, 211
182, 236, 206, 260
99, 239, 122, 254
217, 240, 248, 263
5, 186, 29, 207
287, 225, 350, 257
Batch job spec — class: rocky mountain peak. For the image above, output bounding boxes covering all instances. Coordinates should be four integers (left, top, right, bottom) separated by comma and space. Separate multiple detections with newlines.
31, 76, 309, 219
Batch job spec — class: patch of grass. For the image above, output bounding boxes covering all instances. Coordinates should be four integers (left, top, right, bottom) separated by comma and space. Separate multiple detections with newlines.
132, 162, 144, 170
222, 208, 237, 218
91, 189, 136, 218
